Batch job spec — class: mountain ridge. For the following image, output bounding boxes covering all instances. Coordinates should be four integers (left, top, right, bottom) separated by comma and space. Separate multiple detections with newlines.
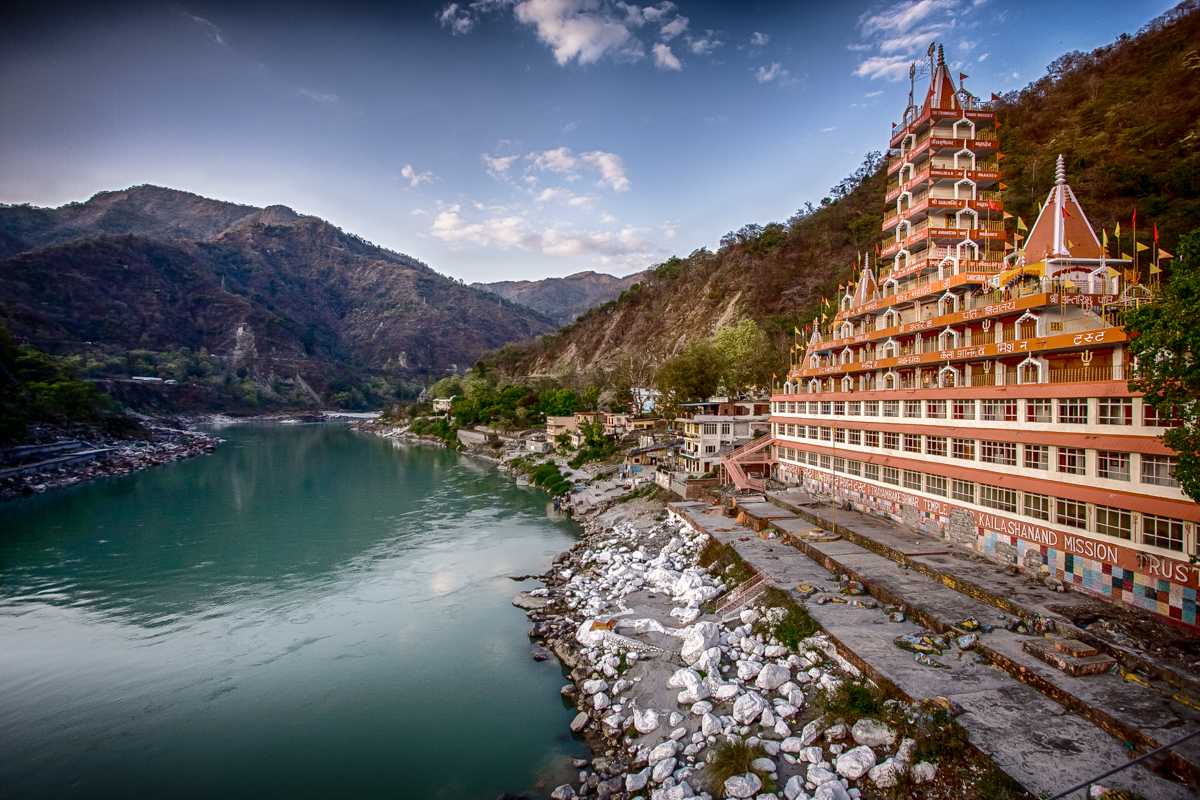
474, 269, 648, 326
0, 185, 557, 408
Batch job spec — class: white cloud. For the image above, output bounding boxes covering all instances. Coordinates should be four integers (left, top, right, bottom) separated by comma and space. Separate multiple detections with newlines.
754, 62, 788, 83
877, 28, 944, 54
662, 221, 677, 240
482, 153, 520, 179
653, 42, 683, 71
528, 146, 578, 174
660, 15, 688, 40
853, 54, 912, 81
580, 150, 630, 191
599, 211, 618, 224
687, 31, 723, 56
431, 204, 536, 248
401, 163, 434, 187
641, 2, 676, 24
562, 120, 580, 133
297, 88, 339, 104
567, 194, 594, 208
820, 126, 837, 133
535, 187, 594, 207
182, 12, 225, 46
865, 89, 884, 97
513, 0, 635, 66
437, 3, 474, 35
858, 0, 957, 36
977, 51, 989, 62
749, 31, 769, 47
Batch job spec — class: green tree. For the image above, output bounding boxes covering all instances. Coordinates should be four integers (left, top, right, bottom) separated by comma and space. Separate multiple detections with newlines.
712, 319, 777, 397
656, 341, 724, 421
1125, 229, 1200, 502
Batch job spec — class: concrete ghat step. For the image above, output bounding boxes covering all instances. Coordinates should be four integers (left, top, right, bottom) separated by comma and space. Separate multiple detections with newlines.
669, 502, 1198, 800
763, 492, 1200, 700
776, 518, 1200, 788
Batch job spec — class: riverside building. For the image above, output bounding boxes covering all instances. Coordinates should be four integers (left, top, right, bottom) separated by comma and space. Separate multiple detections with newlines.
756, 44, 1198, 628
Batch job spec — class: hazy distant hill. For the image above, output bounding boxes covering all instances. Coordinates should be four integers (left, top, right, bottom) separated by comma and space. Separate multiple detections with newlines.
475, 270, 648, 326
485, 1, 1200, 378
0, 185, 555, 409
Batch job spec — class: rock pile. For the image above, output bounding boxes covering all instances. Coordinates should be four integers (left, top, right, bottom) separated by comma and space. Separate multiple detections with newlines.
515, 504, 944, 800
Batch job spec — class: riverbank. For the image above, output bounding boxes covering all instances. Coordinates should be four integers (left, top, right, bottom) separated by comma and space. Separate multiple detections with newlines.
0, 419, 221, 501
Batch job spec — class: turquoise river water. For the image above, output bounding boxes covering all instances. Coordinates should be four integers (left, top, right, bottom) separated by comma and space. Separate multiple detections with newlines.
0, 424, 585, 798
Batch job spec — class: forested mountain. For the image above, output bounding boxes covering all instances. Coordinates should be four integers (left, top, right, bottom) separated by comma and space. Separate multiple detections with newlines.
0, 186, 555, 408
475, 270, 648, 326
485, 1, 1200, 380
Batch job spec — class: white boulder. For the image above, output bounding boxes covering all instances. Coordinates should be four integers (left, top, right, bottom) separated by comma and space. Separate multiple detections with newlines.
851, 719, 896, 748
835, 745, 876, 780
755, 663, 791, 691
723, 773, 763, 799
732, 692, 768, 724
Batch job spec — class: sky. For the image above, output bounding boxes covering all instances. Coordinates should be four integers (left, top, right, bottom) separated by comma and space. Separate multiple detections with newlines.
0, 0, 1176, 283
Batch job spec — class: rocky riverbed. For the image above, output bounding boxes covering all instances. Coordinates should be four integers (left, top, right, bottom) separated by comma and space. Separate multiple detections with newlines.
515, 495, 948, 800
0, 424, 221, 501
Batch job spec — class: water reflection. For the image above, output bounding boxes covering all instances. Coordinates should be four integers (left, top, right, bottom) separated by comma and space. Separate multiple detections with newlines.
0, 424, 584, 799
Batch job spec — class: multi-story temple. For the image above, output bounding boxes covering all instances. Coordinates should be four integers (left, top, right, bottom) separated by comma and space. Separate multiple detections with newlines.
748, 44, 1198, 628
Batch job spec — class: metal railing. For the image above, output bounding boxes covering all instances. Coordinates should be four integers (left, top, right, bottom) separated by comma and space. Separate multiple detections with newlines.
1048, 727, 1200, 800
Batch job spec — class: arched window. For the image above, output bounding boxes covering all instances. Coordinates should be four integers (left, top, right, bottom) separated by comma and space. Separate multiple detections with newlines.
953, 177, 977, 201
951, 117, 975, 139
883, 371, 899, 390
894, 250, 910, 272
808, 378, 820, 394
955, 238, 980, 261
1015, 311, 1039, 339
954, 206, 978, 230
938, 291, 959, 316
840, 347, 853, 364
952, 147, 977, 171
1016, 357, 1044, 385
938, 327, 960, 350
938, 365, 959, 387
841, 376, 853, 392
810, 354, 820, 370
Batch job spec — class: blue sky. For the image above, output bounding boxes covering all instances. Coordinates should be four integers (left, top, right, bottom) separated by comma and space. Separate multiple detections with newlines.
0, 0, 1174, 282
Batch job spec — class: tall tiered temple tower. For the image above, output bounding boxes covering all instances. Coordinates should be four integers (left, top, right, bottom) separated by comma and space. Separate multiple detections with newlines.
751, 43, 1198, 629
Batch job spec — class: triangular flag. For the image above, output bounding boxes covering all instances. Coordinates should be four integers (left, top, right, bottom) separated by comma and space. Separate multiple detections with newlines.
1159, 248, 1174, 260
1114, 221, 1121, 238
1016, 216, 1028, 232
996, 152, 1006, 161
1002, 211, 1013, 220
998, 182, 1009, 191
1149, 263, 1161, 275
1153, 223, 1160, 244
794, 326, 801, 336
1037, 201, 1043, 213
1122, 251, 1134, 260
1101, 229, 1108, 248
1136, 242, 1149, 252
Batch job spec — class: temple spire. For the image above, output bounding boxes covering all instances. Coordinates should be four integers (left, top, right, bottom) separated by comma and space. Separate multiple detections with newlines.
1023, 153, 1104, 260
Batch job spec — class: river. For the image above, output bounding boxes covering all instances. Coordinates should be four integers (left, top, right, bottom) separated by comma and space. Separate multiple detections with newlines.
0, 423, 585, 799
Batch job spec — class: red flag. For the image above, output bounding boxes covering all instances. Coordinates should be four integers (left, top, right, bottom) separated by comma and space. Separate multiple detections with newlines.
1153, 223, 1159, 245
959, 72, 968, 83
1132, 208, 1137, 230
1061, 202, 1071, 220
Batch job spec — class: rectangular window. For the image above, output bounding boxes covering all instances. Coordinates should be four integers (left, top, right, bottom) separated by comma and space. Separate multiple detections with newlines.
1023, 444, 1049, 470
833, 427, 847, 444
819, 454, 831, 470
819, 427, 832, 441
721, 424, 731, 435
926, 399, 947, 419
833, 457, 845, 473
952, 479, 976, 503
1097, 398, 1132, 426
1023, 492, 1050, 521
903, 470, 922, 490
863, 463, 880, 481
927, 475, 948, 496
981, 399, 1018, 422
926, 436, 947, 457
863, 401, 879, 417
1094, 505, 1132, 540
806, 401, 818, 414
1142, 515, 1186, 552
882, 401, 900, 418
980, 486, 1018, 513
807, 451, 819, 465
847, 429, 863, 446
882, 466, 900, 485
806, 425, 818, 439
1144, 404, 1181, 428
952, 438, 975, 460
1055, 498, 1088, 529
904, 400, 922, 418
703, 423, 718, 435
1058, 398, 1088, 425
865, 430, 880, 448
1026, 399, 1053, 423
1097, 451, 1130, 481
847, 401, 861, 417
1057, 447, 1086, 476
981, 440, 1017, 466
883, 431, 900, 450
1141, 455, 1179, 488
846, 460, 862, 477
952, 399, 976, 420
820, 401, 832, 415
832, 401, 845, 416
903, 434, 922, 454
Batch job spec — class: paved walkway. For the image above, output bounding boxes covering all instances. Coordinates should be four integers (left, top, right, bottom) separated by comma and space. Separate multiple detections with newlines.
670, 500, 1197, 800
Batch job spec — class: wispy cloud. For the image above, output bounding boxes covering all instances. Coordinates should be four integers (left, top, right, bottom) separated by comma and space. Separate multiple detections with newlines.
580, 150, 630, 192
686, 31, 723, 56
820, 126, 837, 133
977, 51, 989, 62
401, 163, 434, 187
653, 42, 683, 71
754, 62, 788, 84
182, 11, 225, 45
437, 3, 475, 35
297, 88, 339, 104
660, 15, 688, 40
749, 31, 769, 47
482, 153, 520, 179
851, 0, 985, 81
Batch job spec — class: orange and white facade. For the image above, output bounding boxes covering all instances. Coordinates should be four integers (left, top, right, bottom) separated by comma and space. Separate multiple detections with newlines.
765, 45, 1198, 628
